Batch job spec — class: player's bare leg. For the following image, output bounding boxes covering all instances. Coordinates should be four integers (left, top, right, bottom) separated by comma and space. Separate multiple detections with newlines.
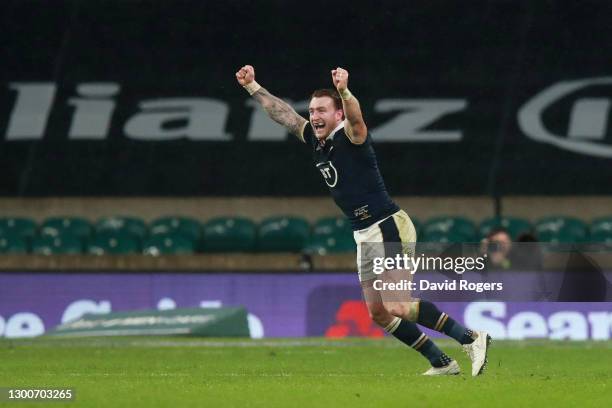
361, 279, 460, 375
372, 253, 490, 376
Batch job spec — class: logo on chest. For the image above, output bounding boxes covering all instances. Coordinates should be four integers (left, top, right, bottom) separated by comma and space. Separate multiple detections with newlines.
316, 161, 338, 188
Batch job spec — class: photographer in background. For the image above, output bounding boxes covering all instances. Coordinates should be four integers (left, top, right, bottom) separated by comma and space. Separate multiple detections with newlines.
481, 228, 513, 270
481, 227, 542, 271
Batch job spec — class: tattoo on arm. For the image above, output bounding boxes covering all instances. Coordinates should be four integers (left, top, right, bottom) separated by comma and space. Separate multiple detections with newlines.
252, 87, 307, 137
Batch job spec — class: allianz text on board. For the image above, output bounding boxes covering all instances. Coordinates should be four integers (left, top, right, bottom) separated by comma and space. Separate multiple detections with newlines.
3, 78, 612, 157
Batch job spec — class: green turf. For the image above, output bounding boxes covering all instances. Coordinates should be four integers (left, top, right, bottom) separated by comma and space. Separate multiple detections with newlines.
0, 337, 610, 407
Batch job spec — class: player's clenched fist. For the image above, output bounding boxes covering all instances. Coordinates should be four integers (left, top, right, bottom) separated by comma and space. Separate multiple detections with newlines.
331, 67, 349, 92
236, 65, 256, 86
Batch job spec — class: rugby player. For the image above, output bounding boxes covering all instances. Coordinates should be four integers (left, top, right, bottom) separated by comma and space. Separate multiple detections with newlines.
236, 65, 490, 376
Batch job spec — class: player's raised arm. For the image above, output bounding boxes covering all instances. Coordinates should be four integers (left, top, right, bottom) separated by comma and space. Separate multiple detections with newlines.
236, 65, 308, 141
331, 67, 367, 145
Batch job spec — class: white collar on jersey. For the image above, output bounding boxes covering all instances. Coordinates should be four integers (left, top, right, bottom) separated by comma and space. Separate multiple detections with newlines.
324, 121, 345, 143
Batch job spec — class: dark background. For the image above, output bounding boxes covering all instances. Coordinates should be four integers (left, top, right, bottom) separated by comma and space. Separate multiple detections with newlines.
1, 0, 611, 196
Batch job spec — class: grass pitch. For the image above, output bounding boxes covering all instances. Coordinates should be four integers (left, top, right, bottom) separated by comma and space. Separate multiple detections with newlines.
0, 337, 610, 407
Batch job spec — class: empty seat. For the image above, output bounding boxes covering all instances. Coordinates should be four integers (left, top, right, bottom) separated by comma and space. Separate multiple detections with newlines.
312, 216, 351, 236
422, 216, 477, 242
589, 217, 612, 248
535, 216, 588, 243
590, 230, 612, 246
410, 217, 421, 237
201, 217, 256, 252
0, 217, 37, 240
143, 234, 195, 255
591, 217, 612, 235
0, 233, 28, 254
40, 216, 92, 240
257, 216, 310, 252
149, 216, 202, 242
590, 230, 612, 243
479, 216, 532, 240
420, 230, 466, 243
304, 235, 355, 254
87, 233, 140, 255
31, 235, 83, 255
95, 216, 147, 240
308, 216, 354, 254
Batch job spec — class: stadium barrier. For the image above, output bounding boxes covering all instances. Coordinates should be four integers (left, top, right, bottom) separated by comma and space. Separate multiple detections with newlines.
1, 269, 610, 340
1, 252, 612, 270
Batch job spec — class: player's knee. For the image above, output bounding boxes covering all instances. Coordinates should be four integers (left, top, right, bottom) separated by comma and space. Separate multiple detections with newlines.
386, 301, 419, 322
367, 304, 391, 327
387, 304, 408, 319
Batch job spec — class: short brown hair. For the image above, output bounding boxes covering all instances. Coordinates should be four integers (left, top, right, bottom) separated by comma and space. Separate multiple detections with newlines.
310, 88, 343, 111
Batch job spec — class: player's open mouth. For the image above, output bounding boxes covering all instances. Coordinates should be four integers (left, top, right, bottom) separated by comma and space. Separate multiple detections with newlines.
313, 123, 325, 131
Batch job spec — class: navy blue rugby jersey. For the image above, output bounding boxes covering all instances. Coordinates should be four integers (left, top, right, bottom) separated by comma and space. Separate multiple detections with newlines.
302, 122, 399, 230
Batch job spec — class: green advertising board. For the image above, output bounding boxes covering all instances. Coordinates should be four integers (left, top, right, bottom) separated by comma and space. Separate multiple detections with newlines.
47, 307, 250, 337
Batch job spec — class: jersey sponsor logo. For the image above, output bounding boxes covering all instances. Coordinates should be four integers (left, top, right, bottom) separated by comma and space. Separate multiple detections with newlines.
519, 77, 612, 158
316, 161, 338, 187
353, 205, 371, 221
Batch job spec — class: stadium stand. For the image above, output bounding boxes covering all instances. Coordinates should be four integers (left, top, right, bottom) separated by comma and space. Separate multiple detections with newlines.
88, 233, 141, 255
32, 235, 83, 255
304, 235, 355, 254
535, 216, 589, 243
201, 217, 257, 252
0, 217, 37, 241
0, 233, 29, 254
95, 216, 148, 241
257, 216, 311, 252
143, 233, 196, 255
419, 230, 468, 244
312, 216, 352, 237
591, 217, 612, 244
421, 216, 477, 243
1, 211, 612, 255
40, 216, 92, 240
149, 216, 202, 242
479, 216, 532, 240
304, 216, 355, 254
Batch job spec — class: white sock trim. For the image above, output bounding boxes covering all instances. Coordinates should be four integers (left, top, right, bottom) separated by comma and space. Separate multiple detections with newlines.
434, 312, 447, 331
410, 333, 426, 348
384, 316, 402, 333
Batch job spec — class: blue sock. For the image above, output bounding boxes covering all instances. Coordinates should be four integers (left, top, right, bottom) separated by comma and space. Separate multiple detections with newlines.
385, 317, 452, 367
416, 300, 475, 345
